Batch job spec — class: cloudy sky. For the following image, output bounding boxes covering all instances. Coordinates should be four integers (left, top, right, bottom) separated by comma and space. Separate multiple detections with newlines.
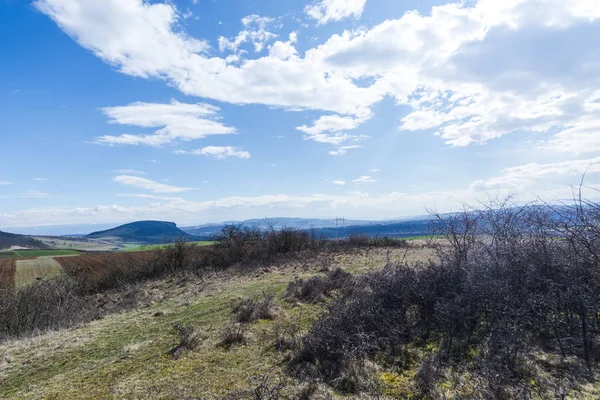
1, 0, 599, 228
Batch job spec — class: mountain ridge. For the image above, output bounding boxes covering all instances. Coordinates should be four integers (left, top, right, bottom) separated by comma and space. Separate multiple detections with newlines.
86, 221, 194, 244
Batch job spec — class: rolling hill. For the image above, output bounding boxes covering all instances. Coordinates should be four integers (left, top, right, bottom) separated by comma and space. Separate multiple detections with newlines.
182, 216, 433, 240
0, 231, 49, 250
86, 221, 194, 244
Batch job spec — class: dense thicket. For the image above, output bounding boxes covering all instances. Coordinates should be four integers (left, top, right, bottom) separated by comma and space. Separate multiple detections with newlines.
291, 198, 600, 397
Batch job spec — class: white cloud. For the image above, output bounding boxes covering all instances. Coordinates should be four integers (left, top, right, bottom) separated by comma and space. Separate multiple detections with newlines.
268, 33, 299, 60
94, 100, 235, 146
297, 114, 370, 146
471, 157, 600, 191
540, 119, 600, 154
33, 178, 49, 181
353, 175, 376, 183
113, 175, 193, 193
117, 193, 186, 202
297, 114, 368, 136
175, 146, 251, 159
218, 15, 277, 54
329, 145, 362, 156
0, 181, 12, 185
305, 0, 367, 25
369, 169, 380, 173
3, 158, 600, 227
332, 180, 347, 185
36, 0, 600, 154
115, 169, 146, 175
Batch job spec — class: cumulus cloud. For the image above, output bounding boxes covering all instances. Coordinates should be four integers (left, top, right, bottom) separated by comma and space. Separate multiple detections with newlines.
35, 0, 600, 154
219, 14, 278, 54
175, 146, 251, 159
305, 0, 367, 25
113, 175, 193, 193
268, 32, 298, 60
332, 180, 347, 185
94, 100, 235, 146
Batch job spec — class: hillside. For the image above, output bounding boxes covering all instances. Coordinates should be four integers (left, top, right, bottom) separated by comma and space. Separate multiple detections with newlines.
86, 221, 193, 244
0, 231, 48, 250
182, 217, 432, 240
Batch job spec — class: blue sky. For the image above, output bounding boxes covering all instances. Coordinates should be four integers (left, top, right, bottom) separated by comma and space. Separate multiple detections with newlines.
1, 0, 600, 229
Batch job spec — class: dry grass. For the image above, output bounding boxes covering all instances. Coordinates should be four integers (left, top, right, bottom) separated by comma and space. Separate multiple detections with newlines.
1, 244, 595, 399
14, 257, 63, 288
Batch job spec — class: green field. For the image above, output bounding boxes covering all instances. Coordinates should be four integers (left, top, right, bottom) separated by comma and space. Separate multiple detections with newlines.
0, 251, 18, 259
120, 241, 215, 252
11, 249, 81, 258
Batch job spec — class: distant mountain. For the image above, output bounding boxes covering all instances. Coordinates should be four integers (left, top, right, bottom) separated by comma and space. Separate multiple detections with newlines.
86, 221, 194, 244
182, 217, 375, 237
0, 231, 49, 250
3, 223, 122, 236
182, 216, 434, 240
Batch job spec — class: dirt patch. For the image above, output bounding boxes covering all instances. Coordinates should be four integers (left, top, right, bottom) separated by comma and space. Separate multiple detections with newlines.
0, 259, 16, 289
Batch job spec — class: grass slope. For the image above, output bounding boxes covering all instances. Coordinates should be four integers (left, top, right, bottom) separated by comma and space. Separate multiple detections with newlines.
1, 246, 597, 399
0, 249, 421, 399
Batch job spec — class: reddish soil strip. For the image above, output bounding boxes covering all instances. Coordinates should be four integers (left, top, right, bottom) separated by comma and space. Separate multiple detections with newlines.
0, 259, 16, 289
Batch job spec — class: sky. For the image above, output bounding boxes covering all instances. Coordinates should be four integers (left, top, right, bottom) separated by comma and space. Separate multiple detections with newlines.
1, 0, 600, 230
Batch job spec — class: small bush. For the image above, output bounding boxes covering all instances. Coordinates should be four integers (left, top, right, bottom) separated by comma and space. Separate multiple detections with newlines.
226, 375, 288, 400
289, 199, 600, 396
283, 268, 353, 304
209, 226, 321, 268
273, 320, 302, 354
0, 275, 84, 339
232, 293, 278, 323
220, 322, 251, 347
169, 323, 202, 359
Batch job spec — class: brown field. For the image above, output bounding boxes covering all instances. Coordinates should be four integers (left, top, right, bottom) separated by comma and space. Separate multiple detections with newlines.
0, 259, 16, 288
14, 257, 63, 289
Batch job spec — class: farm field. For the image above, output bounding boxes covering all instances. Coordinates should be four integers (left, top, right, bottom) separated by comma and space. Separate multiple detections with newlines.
34, 236, 123, 252
14, 257, 63, 289
0, 259, 16, 288
0, 249, 81, 259
121, 241, 215, 252
15, 249, 81, 258
0, 251, 18, 259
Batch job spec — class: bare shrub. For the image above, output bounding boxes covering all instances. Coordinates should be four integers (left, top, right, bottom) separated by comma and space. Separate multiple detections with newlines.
0, 275, 83, 339
290, 197, 600, 396
209, 226, 321, 268
226, 375, 288, 400
232, 293, 278, 323
283, 268, 352, 304
169, 323, 202, 359
220, 322, 251, 347
273, 320, 302, 354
